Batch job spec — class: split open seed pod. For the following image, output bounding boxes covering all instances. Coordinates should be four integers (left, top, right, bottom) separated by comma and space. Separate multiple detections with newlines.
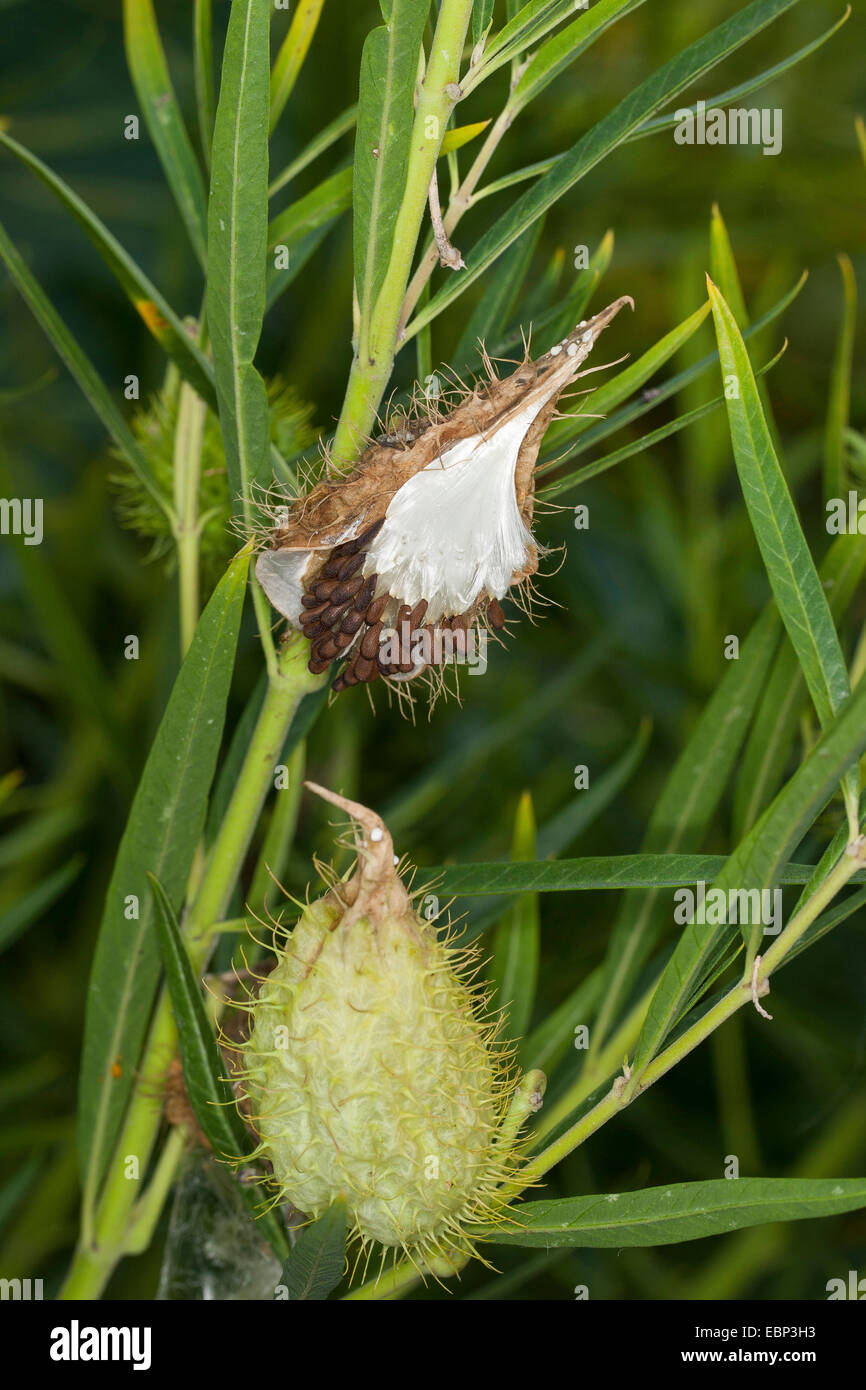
256, 298, 634, 696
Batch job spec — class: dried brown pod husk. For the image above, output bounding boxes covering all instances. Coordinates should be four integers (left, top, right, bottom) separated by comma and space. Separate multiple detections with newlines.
255, 298, 634, 700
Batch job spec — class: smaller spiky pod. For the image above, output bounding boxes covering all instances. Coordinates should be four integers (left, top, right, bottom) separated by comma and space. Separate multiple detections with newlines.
234, 784, 545, 1275
255, 298, 634, 698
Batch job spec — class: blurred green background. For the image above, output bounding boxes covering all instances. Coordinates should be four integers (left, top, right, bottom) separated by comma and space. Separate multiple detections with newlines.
0, 0, 864, 1299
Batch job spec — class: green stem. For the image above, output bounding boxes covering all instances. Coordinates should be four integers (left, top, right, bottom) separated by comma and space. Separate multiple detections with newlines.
331, 0, 474, 463
172, 379, 207, 656
60, 634, 322, 1299
247, 739, 306, 913
126, 1126, 188, 1255
524, 837, 866, 1185
533, 981, 654, 1143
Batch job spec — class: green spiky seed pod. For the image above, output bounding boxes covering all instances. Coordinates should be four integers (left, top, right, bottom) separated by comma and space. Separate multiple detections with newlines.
236, 783, 544, 1269
112, 373, 316, 594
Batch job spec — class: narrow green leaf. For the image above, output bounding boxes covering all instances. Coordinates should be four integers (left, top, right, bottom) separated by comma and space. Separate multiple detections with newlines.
148, 873, 290, 1259
630, 6, 852, 145
544, 300, 712, 453
0, 131, 217, 410
354, 1, 430, 332
278, 1200, 347, 1299
709, 203, 748, 327
542, 396, 721, 498
147, 876, 249, 1163
530, 228, 614, 356
537, 718, 652, 859
0, 218, 167, 515
824, 253, 857, 503
591, 606, 778, 1051
708, 278, 857, 816
511, 0, 647, 116
631, 672, 866, 1077
471, 0, 495, 49
267, 165, 353, 305
490, 793, 540, 1053
208, 0, 272, 515
0, 856, 84, 957
268, 104, 357, 199
383, 640, 612, 832
480, 0, 581, 78
419, 853, 866, 898
733, 533, 866, 838
537, 272, 807, 470
448, 719, 651, 949
483, 1178, 866, 1248
454, 221, 543, 367
194, 0, 216, 168
440, 119, 492, 156
522, 968, 604, 1079
124, 0, 208, 267
270, 0, 327, 133
410, 0, 804, 336
78, 550, 250, 1201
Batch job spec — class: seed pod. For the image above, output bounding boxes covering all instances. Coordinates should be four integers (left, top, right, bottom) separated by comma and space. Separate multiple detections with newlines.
235, 785, 540, 1262
254, 298, 634, 698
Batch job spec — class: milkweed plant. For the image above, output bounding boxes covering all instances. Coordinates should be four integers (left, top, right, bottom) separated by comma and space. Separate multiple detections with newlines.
0, 0, 864, 1302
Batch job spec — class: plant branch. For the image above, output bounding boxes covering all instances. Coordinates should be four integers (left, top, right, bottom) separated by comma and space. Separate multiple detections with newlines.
331, 0, 474, 464
60, 632, 322, 1299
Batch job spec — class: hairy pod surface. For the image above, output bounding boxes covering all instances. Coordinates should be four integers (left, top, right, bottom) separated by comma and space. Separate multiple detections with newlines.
236, 785, 529, 1266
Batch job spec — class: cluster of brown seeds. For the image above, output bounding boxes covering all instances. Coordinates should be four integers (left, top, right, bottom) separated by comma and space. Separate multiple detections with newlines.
297, 519, 508, 694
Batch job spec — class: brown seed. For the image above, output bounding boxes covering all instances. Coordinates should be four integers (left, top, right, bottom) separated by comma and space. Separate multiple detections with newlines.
315, 635, 341, 661
308, 654, 331, 675
488, 598, 506, 630
408, 598, 428, 628
330, 573, 364, 605
451, 612, 468, 631
356, 575, 377, 612
338, 517, 385, 557
319, 555, 344, 579
365, 593, 389, 624
334, 629, 355, 650
360, 621, 382, 660
340, 609, 365, 635
319, 601, 348, 628
354, 655, 378, 682
300, 620, 326, 640
312, 576, 340, 600
301, 591, 323, 609
331, 675, 347, 693
300, 601, 329, 625
333, 551, 365, 582
342, 664, 360, 687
